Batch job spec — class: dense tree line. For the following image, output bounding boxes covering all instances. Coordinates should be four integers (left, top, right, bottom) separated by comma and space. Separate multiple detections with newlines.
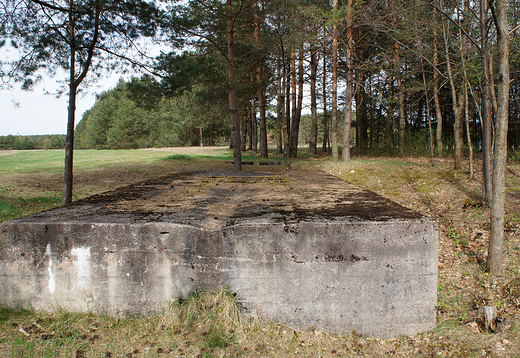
0, 135, 66, 150
1, 0, 515, 275
75, 77, 231, 149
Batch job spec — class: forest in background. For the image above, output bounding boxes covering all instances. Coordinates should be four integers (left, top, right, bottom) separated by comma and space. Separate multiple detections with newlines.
68, 0, 520, 161
1, 0, 516, 275
73, 76, 347, 151
0, 134, 66, 150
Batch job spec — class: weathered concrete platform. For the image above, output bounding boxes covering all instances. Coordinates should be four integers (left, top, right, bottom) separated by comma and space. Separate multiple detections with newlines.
0, 170, 437, 337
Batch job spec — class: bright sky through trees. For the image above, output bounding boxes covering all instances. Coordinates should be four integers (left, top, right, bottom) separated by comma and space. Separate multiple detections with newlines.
1, 79, 120, 136
0, 45, 130, 136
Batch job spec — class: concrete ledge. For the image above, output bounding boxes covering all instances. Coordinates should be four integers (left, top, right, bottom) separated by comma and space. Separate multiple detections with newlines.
0, 170, 437, 337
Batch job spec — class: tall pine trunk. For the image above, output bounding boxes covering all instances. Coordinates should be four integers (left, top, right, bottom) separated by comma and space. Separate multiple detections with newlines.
276, 59, 283, 155
342, 0, 353, 162
290, 50, 304, 158
282, 58, 291, 169
331, 0, 339, 160
355, 76, 367, 153
322, 48, 329, 153
308, 48, 318, 158
396, 42, 405, 157
251, 97, 257, 153
385, 76, 394, 151
227, 0, 241, 171
254, 1, 267, 158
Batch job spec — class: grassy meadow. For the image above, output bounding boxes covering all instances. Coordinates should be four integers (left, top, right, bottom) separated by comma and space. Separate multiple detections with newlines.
1, 147, 520, 357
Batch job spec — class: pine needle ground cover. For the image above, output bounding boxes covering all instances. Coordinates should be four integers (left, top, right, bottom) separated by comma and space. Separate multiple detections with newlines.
1, 147, 519, 357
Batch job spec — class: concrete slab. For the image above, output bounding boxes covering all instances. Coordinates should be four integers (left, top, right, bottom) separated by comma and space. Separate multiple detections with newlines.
0, 170, 437, 337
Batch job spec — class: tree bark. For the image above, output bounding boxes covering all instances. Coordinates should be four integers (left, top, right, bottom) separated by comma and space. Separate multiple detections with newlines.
251, 97, 257, 153
481, 0, 493, 201
63, 59, 77, 205
241, 108, 247, 151
227, 0, 241, 171
342, 0, 353, 162
289, 50, 301, 158
331, 0, 339, 160
385, 75, 394, 151
396, 43, 405, 157
356, 80, 367, 154
258, 79, 267, 157
63, 0, 100, 205
422, 61, 435, 166
254, 1, 267, 158
488, 0, 510, 278
442, 17, 464, 170
433, 42, 443, 156
460, 24, 473, 178
433, 4, 443, 157
282, 59, 291, 170
398, 74, 405, 157
322, 47, 329, 153
308, 48, 318, 158
276, 59, 283, 155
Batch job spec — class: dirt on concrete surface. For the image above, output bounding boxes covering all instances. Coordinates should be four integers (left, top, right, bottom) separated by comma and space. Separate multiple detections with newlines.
18, 169, 424, 227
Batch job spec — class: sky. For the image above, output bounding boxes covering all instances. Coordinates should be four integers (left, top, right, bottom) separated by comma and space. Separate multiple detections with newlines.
1, 76, 120, 137
0, 43, 144, 137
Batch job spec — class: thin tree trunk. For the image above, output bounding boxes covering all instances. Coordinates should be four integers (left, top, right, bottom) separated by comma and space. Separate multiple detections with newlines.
290, 49, 296, 141
356, 75, 367, 153
254, 1, 267, 158
460, 28, 474, 178
251, 97, 257, 153
276, 60, 283, 155
286, 56, 291, 142
369, 75, 375, 150
258, 83, 267, 157
433, 5, 443, 157
290, 50, 304, 158
331, 0, 339, 160
464, 83, 474, 178
322, 48, 329, 153
308, 48, 318, 158
241, 109, 247, 151
63, 0, 99, 205
396, 43, 405, 157
356, 36, 367, 154
289, 50, 301, 158
398, 74, 405, 157
342, 0, 353, 162
392, 11, 405, 157
488, 0, 509, 278
422, 61, 435, 167
248, 99, 253, 151
385, 75, 394, 151
481, 0, 493, 201
227, 0, 241, 171
442, 18, 464, 170
63, 57, 76, 205
282, 59, 291, 170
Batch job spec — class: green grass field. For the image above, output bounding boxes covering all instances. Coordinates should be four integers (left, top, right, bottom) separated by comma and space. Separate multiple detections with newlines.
1, 147, 519, 357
